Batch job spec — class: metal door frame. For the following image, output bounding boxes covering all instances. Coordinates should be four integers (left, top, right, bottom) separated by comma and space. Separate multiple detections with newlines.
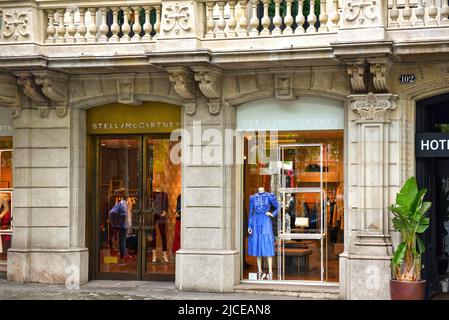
91, 134, 175, 281
277, 143, 328, 282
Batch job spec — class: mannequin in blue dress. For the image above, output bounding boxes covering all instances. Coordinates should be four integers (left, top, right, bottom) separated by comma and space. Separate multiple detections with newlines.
247, 187, 278, 280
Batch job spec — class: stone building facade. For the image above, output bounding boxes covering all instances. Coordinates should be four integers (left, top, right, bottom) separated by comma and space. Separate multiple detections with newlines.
1, 0, 449, 299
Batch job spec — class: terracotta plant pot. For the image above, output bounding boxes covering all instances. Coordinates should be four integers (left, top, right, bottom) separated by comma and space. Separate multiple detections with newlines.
390, 279, 426, 300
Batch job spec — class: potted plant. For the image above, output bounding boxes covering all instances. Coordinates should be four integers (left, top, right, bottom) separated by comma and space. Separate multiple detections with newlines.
389, 177, 431, 300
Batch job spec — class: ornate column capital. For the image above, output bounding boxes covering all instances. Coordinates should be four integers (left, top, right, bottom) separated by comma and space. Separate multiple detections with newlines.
349, 93, 398, 123
167, 67, 196, 100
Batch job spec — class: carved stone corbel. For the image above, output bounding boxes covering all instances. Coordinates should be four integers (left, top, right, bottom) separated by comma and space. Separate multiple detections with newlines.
33, 70, 69, 117
192, 67, 222, 115
193, 67, 222, 100
346, 60, 368, 93
368, 58, 392, 93
15, 72, 48, 104
350, 93, 398, 123
167, 67, 195, 100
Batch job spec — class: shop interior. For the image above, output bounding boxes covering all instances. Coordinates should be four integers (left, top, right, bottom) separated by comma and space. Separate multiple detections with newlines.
242, 130, 344, 282
0, 136, 12, 268
97, 137, 181, 279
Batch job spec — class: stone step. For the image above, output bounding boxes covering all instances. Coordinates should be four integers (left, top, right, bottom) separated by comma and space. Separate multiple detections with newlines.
234, 283, 341, 300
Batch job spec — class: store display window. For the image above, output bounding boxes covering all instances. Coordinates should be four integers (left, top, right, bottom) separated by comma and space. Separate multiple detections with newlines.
0, 136, 13, 264
242, 130, 344, 282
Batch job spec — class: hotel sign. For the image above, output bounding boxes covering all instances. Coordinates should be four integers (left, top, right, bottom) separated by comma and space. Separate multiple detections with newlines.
416, 133, 449, 158
86, 102, 181, 135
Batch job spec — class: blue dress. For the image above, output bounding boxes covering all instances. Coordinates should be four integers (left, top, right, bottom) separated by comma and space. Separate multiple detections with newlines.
248, 192, 278, 257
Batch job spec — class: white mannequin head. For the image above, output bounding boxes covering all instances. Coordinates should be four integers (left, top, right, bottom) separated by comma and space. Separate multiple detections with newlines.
258, 187, 265, 193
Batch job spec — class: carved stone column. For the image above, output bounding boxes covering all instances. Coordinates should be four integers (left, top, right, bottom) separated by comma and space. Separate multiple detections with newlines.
7, 71, 88, 286
341, 93, 398, 300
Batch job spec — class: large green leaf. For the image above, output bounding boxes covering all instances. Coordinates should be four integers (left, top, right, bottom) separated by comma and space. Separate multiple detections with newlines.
392, 242, 407, 268
417, 236, 425, 255
396, 177, 418, 213
411, 189, 427, 216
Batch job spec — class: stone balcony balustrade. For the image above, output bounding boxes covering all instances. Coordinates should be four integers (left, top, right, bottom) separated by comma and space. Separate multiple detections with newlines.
0, 0, 448, 70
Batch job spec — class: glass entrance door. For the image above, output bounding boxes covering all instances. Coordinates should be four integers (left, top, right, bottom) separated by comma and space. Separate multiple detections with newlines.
277, 144, 328, 282
95, 135, 180, 280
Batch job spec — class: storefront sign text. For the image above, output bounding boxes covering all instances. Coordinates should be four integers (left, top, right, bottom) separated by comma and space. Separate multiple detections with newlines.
416, 133, 449, 158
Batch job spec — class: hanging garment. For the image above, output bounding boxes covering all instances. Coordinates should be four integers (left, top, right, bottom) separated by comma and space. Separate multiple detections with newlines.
248, 192, 278, 257
172, 194, 181, 254
151, 191, 169, 223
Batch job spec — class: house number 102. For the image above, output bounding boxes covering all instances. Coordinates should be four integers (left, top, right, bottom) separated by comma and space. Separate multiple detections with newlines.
399, 74, 416, 84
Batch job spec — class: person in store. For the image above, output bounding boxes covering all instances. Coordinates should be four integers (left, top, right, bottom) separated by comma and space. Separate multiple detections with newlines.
109, 196, 130, 265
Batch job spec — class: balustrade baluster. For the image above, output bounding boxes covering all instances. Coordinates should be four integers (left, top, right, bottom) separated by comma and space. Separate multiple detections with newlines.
67, 9, 77, 43
389, 0, 399, 28
227, 1, 238, 37
272, 0, 282, 36
295, 0, 305, 34
216, 2, 227, 38
87, 8, 98, 43
260, 0, 271, 36
238, 0, 249, 37
77, 8, 87, 43
329, 0, 340, 31
307, 0, 317, 32
99, 8, 109, 42
402, 0, 412, 27
56, 9, 66, 43
46, 10, 56, 43
442, 1, 449, 25
284, 0, 294, 35
428, 0, 438, 26
205, 2, 215, 38
142, 6, 153, 41
110, 7, 120, 42
132, 7, 143, 41
414, 0, 425, 26
318, 0, 328, 32
154, 5, 161, 38
249, 0, 260, 36
121, 7, 132, 41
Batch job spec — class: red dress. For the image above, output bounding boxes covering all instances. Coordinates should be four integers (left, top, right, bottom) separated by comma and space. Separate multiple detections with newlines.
172, 219, 181, 254
1, 210, 11, 247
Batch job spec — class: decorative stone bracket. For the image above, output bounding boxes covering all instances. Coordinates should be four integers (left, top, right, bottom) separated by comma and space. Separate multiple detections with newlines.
346, 58, 392, 93
167, 67, 196, 115
350, 92, 398, 123
14, 71, 69, 118
347, 60, 368, 93
192, 67, 223, 115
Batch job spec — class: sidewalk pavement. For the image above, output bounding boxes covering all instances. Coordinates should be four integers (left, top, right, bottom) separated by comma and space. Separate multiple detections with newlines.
0, 278, 302, 300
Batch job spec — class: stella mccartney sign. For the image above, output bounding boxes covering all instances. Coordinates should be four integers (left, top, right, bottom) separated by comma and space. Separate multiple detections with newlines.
86, 102, 181, 135
416, 132, 449, 158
